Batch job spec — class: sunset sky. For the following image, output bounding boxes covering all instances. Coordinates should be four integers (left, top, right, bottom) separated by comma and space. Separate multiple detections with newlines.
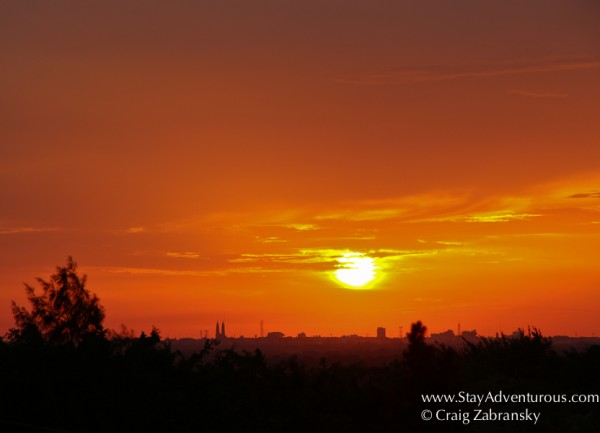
1, 1, 599, 338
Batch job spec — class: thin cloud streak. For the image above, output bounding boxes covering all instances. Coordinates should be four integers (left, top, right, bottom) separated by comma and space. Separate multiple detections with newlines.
228, 247, 463, 274
568, 192, 600, 199
507, 90, 569, 98
338, 58, 600, 85
0, 227, 59, 235
409, 212, 542, 223
90, 266, 288, 277
166, 252, 202, 259
91, 267, 227, 277
126, 227, 146, 233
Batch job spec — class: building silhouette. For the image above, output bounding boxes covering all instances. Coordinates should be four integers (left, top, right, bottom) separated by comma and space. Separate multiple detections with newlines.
431, 329, 456, 343
215, 321, 227, 339
377, 327, 386, 339
461, 329, 477, 340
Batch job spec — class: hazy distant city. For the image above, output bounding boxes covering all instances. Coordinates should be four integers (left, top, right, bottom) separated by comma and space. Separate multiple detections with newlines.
167, 321, 600, 365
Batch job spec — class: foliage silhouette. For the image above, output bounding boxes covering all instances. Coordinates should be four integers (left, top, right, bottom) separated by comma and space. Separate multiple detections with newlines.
1, 320, 599, 432
407, 320, 428, 347
404, 320, 436, 381
9, 257, 105, 345
1, 262, 599, 433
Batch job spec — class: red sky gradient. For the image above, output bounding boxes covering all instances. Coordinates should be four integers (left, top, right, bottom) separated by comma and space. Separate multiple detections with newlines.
1, 1, 600, 338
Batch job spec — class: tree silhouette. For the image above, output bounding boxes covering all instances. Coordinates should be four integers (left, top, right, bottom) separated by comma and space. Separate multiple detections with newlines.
407, 320, 428, 349
404, 320, 436, 381
9, 256, 105, 345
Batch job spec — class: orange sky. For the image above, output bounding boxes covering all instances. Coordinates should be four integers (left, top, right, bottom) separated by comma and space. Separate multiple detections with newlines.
1, 1, 600, 338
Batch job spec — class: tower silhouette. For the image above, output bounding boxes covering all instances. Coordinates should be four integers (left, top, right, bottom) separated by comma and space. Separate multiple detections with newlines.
215, 321, 220, 339
221, 321, 226, 339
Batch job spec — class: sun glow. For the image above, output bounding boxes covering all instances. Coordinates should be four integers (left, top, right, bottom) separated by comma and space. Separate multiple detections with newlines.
334, 253, 377, 289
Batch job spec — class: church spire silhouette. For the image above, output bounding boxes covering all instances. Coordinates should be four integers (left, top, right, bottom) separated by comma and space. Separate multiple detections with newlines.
215, 321, 220, 339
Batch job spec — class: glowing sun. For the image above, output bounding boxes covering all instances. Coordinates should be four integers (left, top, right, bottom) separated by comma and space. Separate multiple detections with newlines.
335, 253, 377, 289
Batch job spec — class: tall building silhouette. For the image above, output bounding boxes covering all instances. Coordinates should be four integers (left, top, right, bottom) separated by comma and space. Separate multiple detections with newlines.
215, 321, 220, 339
377, 327, 386, 339
221, 321, 226, 339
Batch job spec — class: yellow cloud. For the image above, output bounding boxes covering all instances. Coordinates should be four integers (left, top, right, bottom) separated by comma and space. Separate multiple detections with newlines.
166, 252, 201, 259
464, 213, 542, 223
283, 224, 319, 231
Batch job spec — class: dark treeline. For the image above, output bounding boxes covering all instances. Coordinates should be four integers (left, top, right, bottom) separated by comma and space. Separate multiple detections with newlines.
0, 259, 598, 432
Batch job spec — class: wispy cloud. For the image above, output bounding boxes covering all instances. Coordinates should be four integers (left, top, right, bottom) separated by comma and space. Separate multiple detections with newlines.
255, 236, 288, 244
507, 90, 568, 98
92, 266, 227, 277
92, 266, 286, 277
308, 235, 377, 242
338, 58, 600, 85
166, 252, 202, 259
282, 224, 319, 231
90, 244, 489, 280
436, 241, 465, 246
230, 251, 338, 266
417, 212, 542, 223
0, 227, 58, 235
484, 232, 569, 240
312, 194, 470, 223
463, 213, 542, 223
315, 209, 404, 222
126, 227, 146, 233
229, 248, 446, 274
568, 192, 600, 199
